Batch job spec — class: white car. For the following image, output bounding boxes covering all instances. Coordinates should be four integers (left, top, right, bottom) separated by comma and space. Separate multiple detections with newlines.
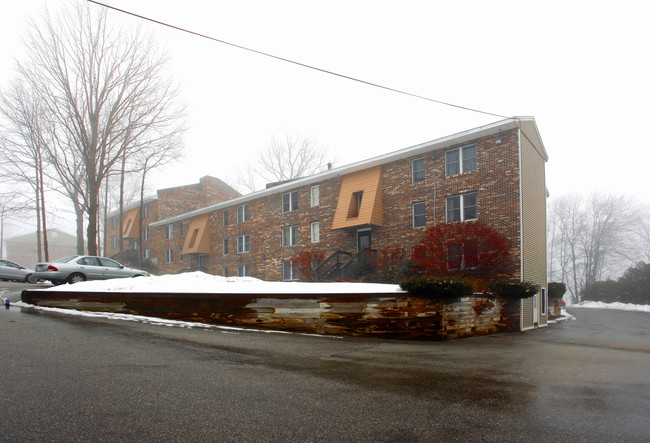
0, 259, 37, 283
34, 255, 150, 285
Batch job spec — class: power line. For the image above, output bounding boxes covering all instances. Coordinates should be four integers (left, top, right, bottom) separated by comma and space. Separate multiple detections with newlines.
87, 0, 509, 120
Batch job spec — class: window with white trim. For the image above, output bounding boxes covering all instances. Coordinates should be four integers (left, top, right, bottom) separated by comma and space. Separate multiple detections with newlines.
311, 221, 320, 243
237, 235, 250, 253
237, 204, 249, 223
223, 210, 229, 226
446, 192, 478, 222
178, 222, 184, 237
143, 205, 149, 219
164, 225, 174, 239
165, 249, 173, 264
179, 247, 184, 262
310, 186, 320, 207
142, 227, 149, 241
282, 191, 298, 213
283, 261, 299, 281
412, 158, 425, 184
110, 217, 117, 229
282, 226, 298, 247
238, 265, 250, 277
446, 145, 477, 176
144, 249, 150, 259
412, 201, 426, 228
111, 236, 117, 248
223, 238, 229, 255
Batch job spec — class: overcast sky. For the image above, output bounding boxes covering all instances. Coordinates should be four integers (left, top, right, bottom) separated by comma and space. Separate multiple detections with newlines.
1, 0, 649, 235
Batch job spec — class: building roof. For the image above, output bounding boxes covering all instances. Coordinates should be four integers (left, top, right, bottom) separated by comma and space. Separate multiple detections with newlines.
152, 117, 546, 227
6, 228, 77, 246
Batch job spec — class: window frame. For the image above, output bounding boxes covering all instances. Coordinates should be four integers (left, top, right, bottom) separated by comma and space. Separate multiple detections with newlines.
310, 186, 320, 207
283, 260, 299, 281
445, 144, 477, 176
223, 210, 229, 226
282, 226, 298, 247
165, 249, 173, 264
237, 204, 249, 223
446, 192, 478, 222
238, 264, 250, 277
164, 225, 174, 240
237, 234, 250, 253
282, 191, 299, 213
310, 221, 320, 243
223, 238, 229, 255
412, 201, 426, 228
412, 157, 425, 184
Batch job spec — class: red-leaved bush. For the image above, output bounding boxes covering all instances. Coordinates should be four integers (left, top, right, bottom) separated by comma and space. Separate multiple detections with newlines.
291, 250, 325, 282
411, 221, 513, 280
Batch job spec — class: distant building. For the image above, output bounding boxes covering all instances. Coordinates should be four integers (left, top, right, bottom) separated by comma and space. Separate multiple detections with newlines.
5, 228, 77, 267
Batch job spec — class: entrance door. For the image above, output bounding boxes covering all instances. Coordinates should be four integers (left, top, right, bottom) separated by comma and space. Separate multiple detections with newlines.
357, 229, 371, 251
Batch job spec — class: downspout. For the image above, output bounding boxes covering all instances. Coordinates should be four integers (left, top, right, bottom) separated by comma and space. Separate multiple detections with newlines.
517, 121, 525, 331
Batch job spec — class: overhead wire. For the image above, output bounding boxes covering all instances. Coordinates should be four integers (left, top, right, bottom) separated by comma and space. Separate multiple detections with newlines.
86, 0, 509, 120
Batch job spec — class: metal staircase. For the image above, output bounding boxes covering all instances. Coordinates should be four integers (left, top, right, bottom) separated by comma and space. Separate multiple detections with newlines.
313, 249, 376, 282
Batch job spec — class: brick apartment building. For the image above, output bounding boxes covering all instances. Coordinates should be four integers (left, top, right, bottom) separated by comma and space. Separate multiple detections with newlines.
104, 176, 241, 272
108, 117, 549, 330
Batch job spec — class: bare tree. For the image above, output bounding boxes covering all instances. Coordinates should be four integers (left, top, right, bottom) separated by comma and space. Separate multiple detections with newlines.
10, 2, 185, 255
548, 193, 638, 304
237, 133, 329, 192
0, 193, 31, 259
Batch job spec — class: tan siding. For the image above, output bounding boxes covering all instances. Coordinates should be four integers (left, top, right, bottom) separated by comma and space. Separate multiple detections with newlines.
331, 166, 384, 229
520, 121, 548, 326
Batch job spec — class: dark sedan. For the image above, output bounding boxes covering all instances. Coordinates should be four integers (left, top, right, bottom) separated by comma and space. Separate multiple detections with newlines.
34, 255, 150, 285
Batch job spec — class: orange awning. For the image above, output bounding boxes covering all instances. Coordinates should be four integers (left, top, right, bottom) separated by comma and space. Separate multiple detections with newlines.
181, 213, 211, 255
331, 166, 383, 230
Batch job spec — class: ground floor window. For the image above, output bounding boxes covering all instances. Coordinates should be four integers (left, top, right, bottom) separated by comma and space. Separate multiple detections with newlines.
238, 264, 250, 277
283, 261, 299, 281
165, 249, 173, 264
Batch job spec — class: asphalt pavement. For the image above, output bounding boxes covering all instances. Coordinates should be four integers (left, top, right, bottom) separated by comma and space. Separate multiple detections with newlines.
1, 281, 649, 442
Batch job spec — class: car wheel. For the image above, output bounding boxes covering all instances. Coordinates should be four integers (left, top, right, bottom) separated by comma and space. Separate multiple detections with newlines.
25, 274, 38, 284
67, 273, 87, 284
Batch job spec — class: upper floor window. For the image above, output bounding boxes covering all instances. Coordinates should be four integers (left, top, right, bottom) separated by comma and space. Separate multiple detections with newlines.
282, 226, 298, 247
142, 227, 149, 241
143, 205, 149, 219
223, 238, 229, 255
237, 234, 250, 253
165, 249, 173, 264
282, 191, 298, 213
110, 217, 117, 229
223, 210, 229, 226
446, 192, 478, 222
283, 261, 299, 281
310, 186, 320, 207
348, 191, 363, 219
178, 222, 184, 237
111, 236, 117, 249
179, 247, 184, 262
446, 145, 477, 176
164, 225, 174, 240
412, 201, 426, 228
144, 249, 151, 259
412, 158, 425, 184
237, 204, 249, 223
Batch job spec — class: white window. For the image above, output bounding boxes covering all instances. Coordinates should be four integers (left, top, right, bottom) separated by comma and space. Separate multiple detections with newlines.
446, 145, 477, 176
142, 227, 149, 241
165, 249, 173, 263
110, 217, 117, 229
310, 186, 320, 207
446, 192, 478, 222
238, 265, 250, 277
164, 225, 174, 239
144, 249, 150, 259
283, 261, 299, 281
223, 210, 229, 226
311, 221, 320, 243
179, 247, 184, 262
412, 201, 426, 228
223, 238, 229, 255
282, 191, 298, 213
178, 222, 184, 237
237, 235, 250, 253
143, 205, 149, 219
237, 204, 249, 223
282, 226, 298, 247
412, 158, 425, 184
111, 236, 117, 248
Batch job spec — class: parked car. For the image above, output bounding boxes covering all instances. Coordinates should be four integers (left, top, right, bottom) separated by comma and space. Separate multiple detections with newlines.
34, 255, 150, 285
0, 259, 37, 283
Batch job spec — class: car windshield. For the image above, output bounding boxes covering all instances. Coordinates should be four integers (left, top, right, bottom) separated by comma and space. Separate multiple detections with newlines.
54, 256, 78, 263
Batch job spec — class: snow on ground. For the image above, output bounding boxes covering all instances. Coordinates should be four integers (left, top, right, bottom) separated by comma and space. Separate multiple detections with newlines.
570, 301, 650, 313
35, 272, 404, 294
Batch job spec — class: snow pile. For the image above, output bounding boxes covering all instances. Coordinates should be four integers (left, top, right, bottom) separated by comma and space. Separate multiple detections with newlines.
572, 301, 650, 313
37, 271, 404, 294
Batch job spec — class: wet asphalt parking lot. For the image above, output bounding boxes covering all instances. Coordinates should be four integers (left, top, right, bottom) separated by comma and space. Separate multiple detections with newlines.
1, 282, 649, 442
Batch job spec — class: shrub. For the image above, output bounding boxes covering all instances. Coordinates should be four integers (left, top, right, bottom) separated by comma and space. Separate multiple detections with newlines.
548, 282, 566, 299
399, 275, 474, 298
488, 280, 539, 299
